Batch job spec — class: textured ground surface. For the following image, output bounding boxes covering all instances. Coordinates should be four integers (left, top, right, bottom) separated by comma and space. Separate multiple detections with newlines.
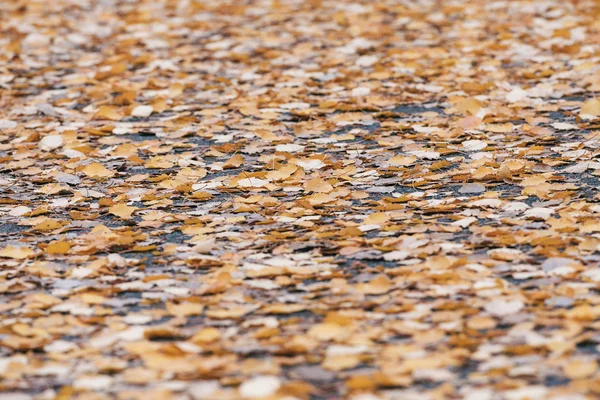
1, 0, 600, 399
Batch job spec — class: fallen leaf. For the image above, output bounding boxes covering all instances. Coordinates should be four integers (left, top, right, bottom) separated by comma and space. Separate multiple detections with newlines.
94, 106, 123, 121
0, 246, 34, 259
304, 177, 333, 193
82, 162, 115, 179
109, 204, 138, 219
46, 241, 71, 255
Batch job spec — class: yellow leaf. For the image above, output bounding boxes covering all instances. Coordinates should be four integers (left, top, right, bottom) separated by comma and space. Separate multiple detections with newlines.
81, 293, 105, 304
145, 156, 174, 169
223, 154, 244, 169
24, 293, 61, 309
466, 316, 497, 330
46, 241, 71, 255
38, 183, 69, 195
109, 203, 138, 219
189, 191, 213, 201
141, 210, 168, 221
266, 164, 298, 181
307, 193, 335, 206
131, 245, 157, 252
357, 275, 392, 295
322, 354, 361, 371
304, 177, 333, 193
457, 116, 483, 130
471, 166, 495, 180
260, 304, 306, 315
34, 219, 65, 231
177, 167, 207, 180
93, 105, 123, 121
0, 245, 34, 259
157, 178, 187, 189
308, 323, 347, 341
166, 302, 205, 318
485, 123, 514, 133
563, 360, 597, 379
364, 212, 390, 225
498, 164, 513, 182
389, 155, 417, 166
82, 162, 115, 179
456, 97, 483, 116
190, 327, 220, 344
521, 175, 547, 187
581, 98, 600, 117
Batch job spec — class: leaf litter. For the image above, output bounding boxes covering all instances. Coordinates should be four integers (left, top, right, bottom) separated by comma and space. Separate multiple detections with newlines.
0, 0, 600, 399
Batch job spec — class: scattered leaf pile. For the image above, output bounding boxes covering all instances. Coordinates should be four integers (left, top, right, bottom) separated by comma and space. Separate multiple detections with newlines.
1, 0, 600, 399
